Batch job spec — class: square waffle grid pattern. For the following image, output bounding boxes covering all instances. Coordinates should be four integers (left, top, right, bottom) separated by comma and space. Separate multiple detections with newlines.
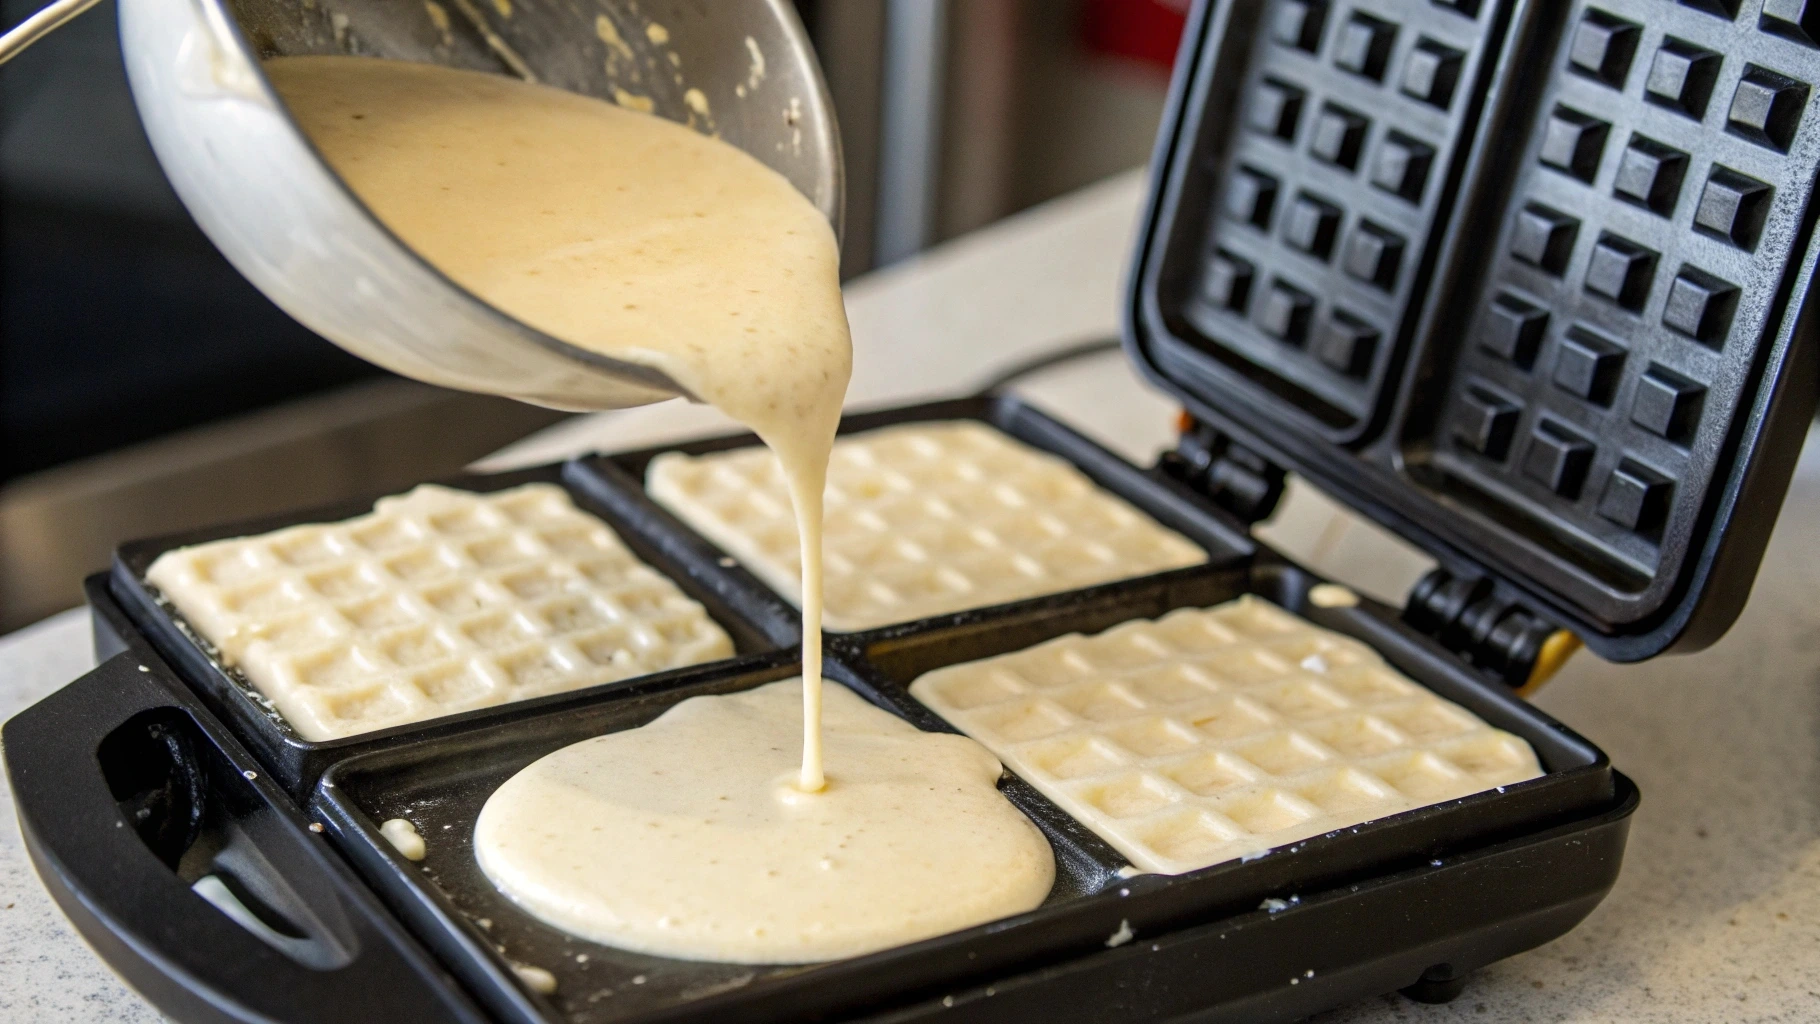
646, 421, 1208, 632
1188, 0, 1507, 430
911, 597, 1543, 875
144, 484, 734, 742
1435, 0, 1820, 580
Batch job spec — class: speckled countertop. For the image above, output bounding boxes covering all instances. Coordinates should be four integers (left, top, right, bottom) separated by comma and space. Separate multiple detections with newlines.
3, 171, 1816, 1022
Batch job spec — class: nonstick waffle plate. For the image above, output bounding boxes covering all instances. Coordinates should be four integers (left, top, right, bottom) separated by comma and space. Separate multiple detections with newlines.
1132, 0, 1820, 658
107, 465, 778, 800
574, 394, 1260, 646
313, 549, 1613, 1024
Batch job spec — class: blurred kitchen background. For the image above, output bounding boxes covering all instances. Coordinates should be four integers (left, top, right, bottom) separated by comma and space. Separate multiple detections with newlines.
0, 0, 1187, 628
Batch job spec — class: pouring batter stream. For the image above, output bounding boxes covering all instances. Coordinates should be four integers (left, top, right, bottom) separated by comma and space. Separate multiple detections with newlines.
270, 56, 844, 791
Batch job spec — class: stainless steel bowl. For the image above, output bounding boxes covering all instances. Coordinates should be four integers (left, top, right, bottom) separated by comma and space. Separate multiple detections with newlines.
114, 0, 843, 409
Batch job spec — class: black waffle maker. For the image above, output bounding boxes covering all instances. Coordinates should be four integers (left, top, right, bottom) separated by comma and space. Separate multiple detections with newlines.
7, 0, 1818, 1020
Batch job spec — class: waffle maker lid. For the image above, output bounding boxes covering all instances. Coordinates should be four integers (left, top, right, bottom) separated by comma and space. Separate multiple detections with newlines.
1127, 0, 1820, 663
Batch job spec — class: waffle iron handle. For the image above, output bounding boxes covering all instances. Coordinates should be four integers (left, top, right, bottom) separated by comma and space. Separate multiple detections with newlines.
3, 652, 488, 1024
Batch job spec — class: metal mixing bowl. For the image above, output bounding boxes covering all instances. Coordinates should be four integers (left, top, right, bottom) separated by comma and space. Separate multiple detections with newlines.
115, 0, 842, 409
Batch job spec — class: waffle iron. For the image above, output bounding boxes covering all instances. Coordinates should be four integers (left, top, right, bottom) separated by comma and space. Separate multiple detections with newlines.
8, 0, 1818, 1019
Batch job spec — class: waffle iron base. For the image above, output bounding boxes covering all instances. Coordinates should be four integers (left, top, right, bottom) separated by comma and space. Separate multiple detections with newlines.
4, 395, 1637, 1024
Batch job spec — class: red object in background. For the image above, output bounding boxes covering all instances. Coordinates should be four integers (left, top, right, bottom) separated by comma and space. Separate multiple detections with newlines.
1080, 0, 1191, 73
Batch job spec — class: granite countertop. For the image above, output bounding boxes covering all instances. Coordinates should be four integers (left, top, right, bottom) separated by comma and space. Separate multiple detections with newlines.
2, 171, 1816, 1022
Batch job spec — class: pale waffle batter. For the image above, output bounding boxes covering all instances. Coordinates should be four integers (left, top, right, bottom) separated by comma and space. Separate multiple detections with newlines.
272, 55, 850, 788
145, 483, 733, 741
648, 421, 1208, 631
474, 678, 1055, 963
911, 597, 1544, 875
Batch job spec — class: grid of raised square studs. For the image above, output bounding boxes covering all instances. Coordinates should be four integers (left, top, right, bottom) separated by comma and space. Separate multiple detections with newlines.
143, 484, 736, 742
1191, 0, 1506, 428
647, 421, 1209, 633
911, 598, 1544, 876
1439, 0, 1820, 566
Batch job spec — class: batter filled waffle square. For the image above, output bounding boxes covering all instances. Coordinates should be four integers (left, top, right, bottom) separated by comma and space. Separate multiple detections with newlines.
645, 421, 1208, 631
144, 483, 734, 741
911, 596, 1543, 874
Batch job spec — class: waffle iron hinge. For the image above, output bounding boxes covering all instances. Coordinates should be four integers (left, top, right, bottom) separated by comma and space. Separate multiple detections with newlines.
1403, 569, 1579, 693
1164, 415, 1575, 691
1160, 414, 1287, 524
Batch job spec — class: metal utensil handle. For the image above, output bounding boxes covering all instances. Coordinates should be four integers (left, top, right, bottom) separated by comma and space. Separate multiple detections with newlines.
0, 0, 102, 65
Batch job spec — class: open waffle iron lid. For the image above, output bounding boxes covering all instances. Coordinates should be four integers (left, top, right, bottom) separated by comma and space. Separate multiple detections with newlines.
1127, 0, 1820, 663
